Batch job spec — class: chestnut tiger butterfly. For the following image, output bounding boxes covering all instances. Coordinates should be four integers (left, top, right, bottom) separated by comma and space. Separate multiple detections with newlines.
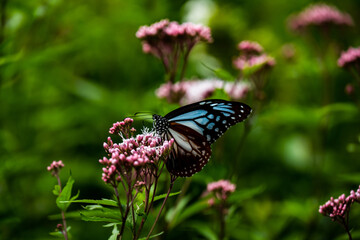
153, 99, 252, 177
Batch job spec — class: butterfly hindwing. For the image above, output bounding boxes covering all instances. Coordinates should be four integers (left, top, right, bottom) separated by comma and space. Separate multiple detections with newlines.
164, 122, 211, 177
154, 99, 252, 177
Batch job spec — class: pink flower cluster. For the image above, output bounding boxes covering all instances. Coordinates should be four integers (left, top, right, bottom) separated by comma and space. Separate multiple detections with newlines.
233, 40, 275, 73
47, 160, 65, 175
100, 118, 174, 185
109, 118, 136, 137
206, 179, 236, 204
156, 79, 250, 105
338, 46, 360, 68
319, 186, 360, 221
237, 41, 263, 55
289, 3, 354, 31
136, 19, 212, 60
233, 54, 276, 71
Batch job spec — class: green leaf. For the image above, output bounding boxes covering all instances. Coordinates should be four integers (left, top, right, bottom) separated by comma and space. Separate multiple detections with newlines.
49, 230, 64, 238
138, 231, 164, 240
214, 68, 235, 81
108, 224, 119, 240
185, 221, 217, 240
153, 191, 181, 202
65, 199, 118, 207
166, 196, 209, 229
53, 185, 61, 196
80, 205, 122, 223
56, 176, 76, 211
172, 201, 208, 227
228, 185, 265, 204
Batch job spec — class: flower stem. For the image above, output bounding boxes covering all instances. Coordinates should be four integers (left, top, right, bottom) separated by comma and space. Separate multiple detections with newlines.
146, 175, 177, 240
55, 173, 69, 240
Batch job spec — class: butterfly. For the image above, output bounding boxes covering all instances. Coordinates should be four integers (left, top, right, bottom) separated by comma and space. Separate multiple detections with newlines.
153, 99, 252, 177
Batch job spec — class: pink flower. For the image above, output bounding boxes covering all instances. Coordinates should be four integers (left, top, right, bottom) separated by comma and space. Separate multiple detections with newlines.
100, 118, 174, 185
319, 186, 360, 222
337, 46, 360, 68
237, 41, 263, 55
223, 82, 250, 100
109, 118, 134, 137
206, 179, 236, 201
155, 79, 250, 105
233, 54, 276, 71
47, 160, 65, 175
136, 19, 212, 81
289, 3, 354, 31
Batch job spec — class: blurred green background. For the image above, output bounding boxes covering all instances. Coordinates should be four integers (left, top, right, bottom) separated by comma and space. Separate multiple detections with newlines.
1, 0, 360, 239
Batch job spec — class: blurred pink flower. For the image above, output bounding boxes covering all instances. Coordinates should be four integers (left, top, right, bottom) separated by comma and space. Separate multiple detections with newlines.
237, 40, 263, 55
100, 118, 174, 185
345, 83, 355, 95
289, 3, 354, 31
156, 79, 250, 105
319, 186, 360, 222
224, 81, 250, 100
337, 46, 360, 68
233, 54, 276, 71
206, 179, 236, 201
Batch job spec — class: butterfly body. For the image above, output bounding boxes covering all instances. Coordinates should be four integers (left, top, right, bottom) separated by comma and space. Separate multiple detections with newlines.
153, 99, 252, 177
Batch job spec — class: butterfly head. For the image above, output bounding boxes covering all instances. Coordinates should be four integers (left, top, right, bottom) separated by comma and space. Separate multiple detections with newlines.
152, 114, 169, 135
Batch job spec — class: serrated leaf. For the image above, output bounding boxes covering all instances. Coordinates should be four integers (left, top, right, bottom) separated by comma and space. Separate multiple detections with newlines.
56, 176, 75, 211
153, 191, 181, 202
80, 207, 122, 223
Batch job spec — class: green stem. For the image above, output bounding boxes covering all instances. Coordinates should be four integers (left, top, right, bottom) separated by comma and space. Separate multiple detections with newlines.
145, 175, 177, 240
55, 173, 69, 240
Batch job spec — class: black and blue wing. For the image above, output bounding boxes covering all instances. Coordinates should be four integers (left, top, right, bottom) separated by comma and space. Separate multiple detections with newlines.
154, 99, 252, 177
165, 99, 252, 144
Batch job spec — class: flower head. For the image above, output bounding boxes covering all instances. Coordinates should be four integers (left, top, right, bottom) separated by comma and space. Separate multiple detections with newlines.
206, 179, 236, 201
47, 160, 65, 176
337, 46, 360, 68
237, 41, 264, 56
319, 186, 360, 222
233, 54, 276, 72
155, 79, 250, 105
289, 3, 354, 31
100, 118, 174, 186
136, 19, 212, 59
136, 19, 212, 82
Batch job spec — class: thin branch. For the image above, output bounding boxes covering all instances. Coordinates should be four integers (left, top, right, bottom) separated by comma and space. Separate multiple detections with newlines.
145, 175, 177, 240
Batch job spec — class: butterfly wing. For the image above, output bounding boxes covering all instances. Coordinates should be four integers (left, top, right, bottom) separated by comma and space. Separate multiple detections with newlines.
159, 99, 252, 177
165, 99, 252, 144
163, 122, 211, 177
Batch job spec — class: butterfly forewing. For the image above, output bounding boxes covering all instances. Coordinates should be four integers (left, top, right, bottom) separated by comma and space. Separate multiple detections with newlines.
154, 99, 252, 177
165, 99, 252, 144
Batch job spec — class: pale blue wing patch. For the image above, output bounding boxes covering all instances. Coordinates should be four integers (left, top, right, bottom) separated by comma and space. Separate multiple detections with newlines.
169, 110, 208, 121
